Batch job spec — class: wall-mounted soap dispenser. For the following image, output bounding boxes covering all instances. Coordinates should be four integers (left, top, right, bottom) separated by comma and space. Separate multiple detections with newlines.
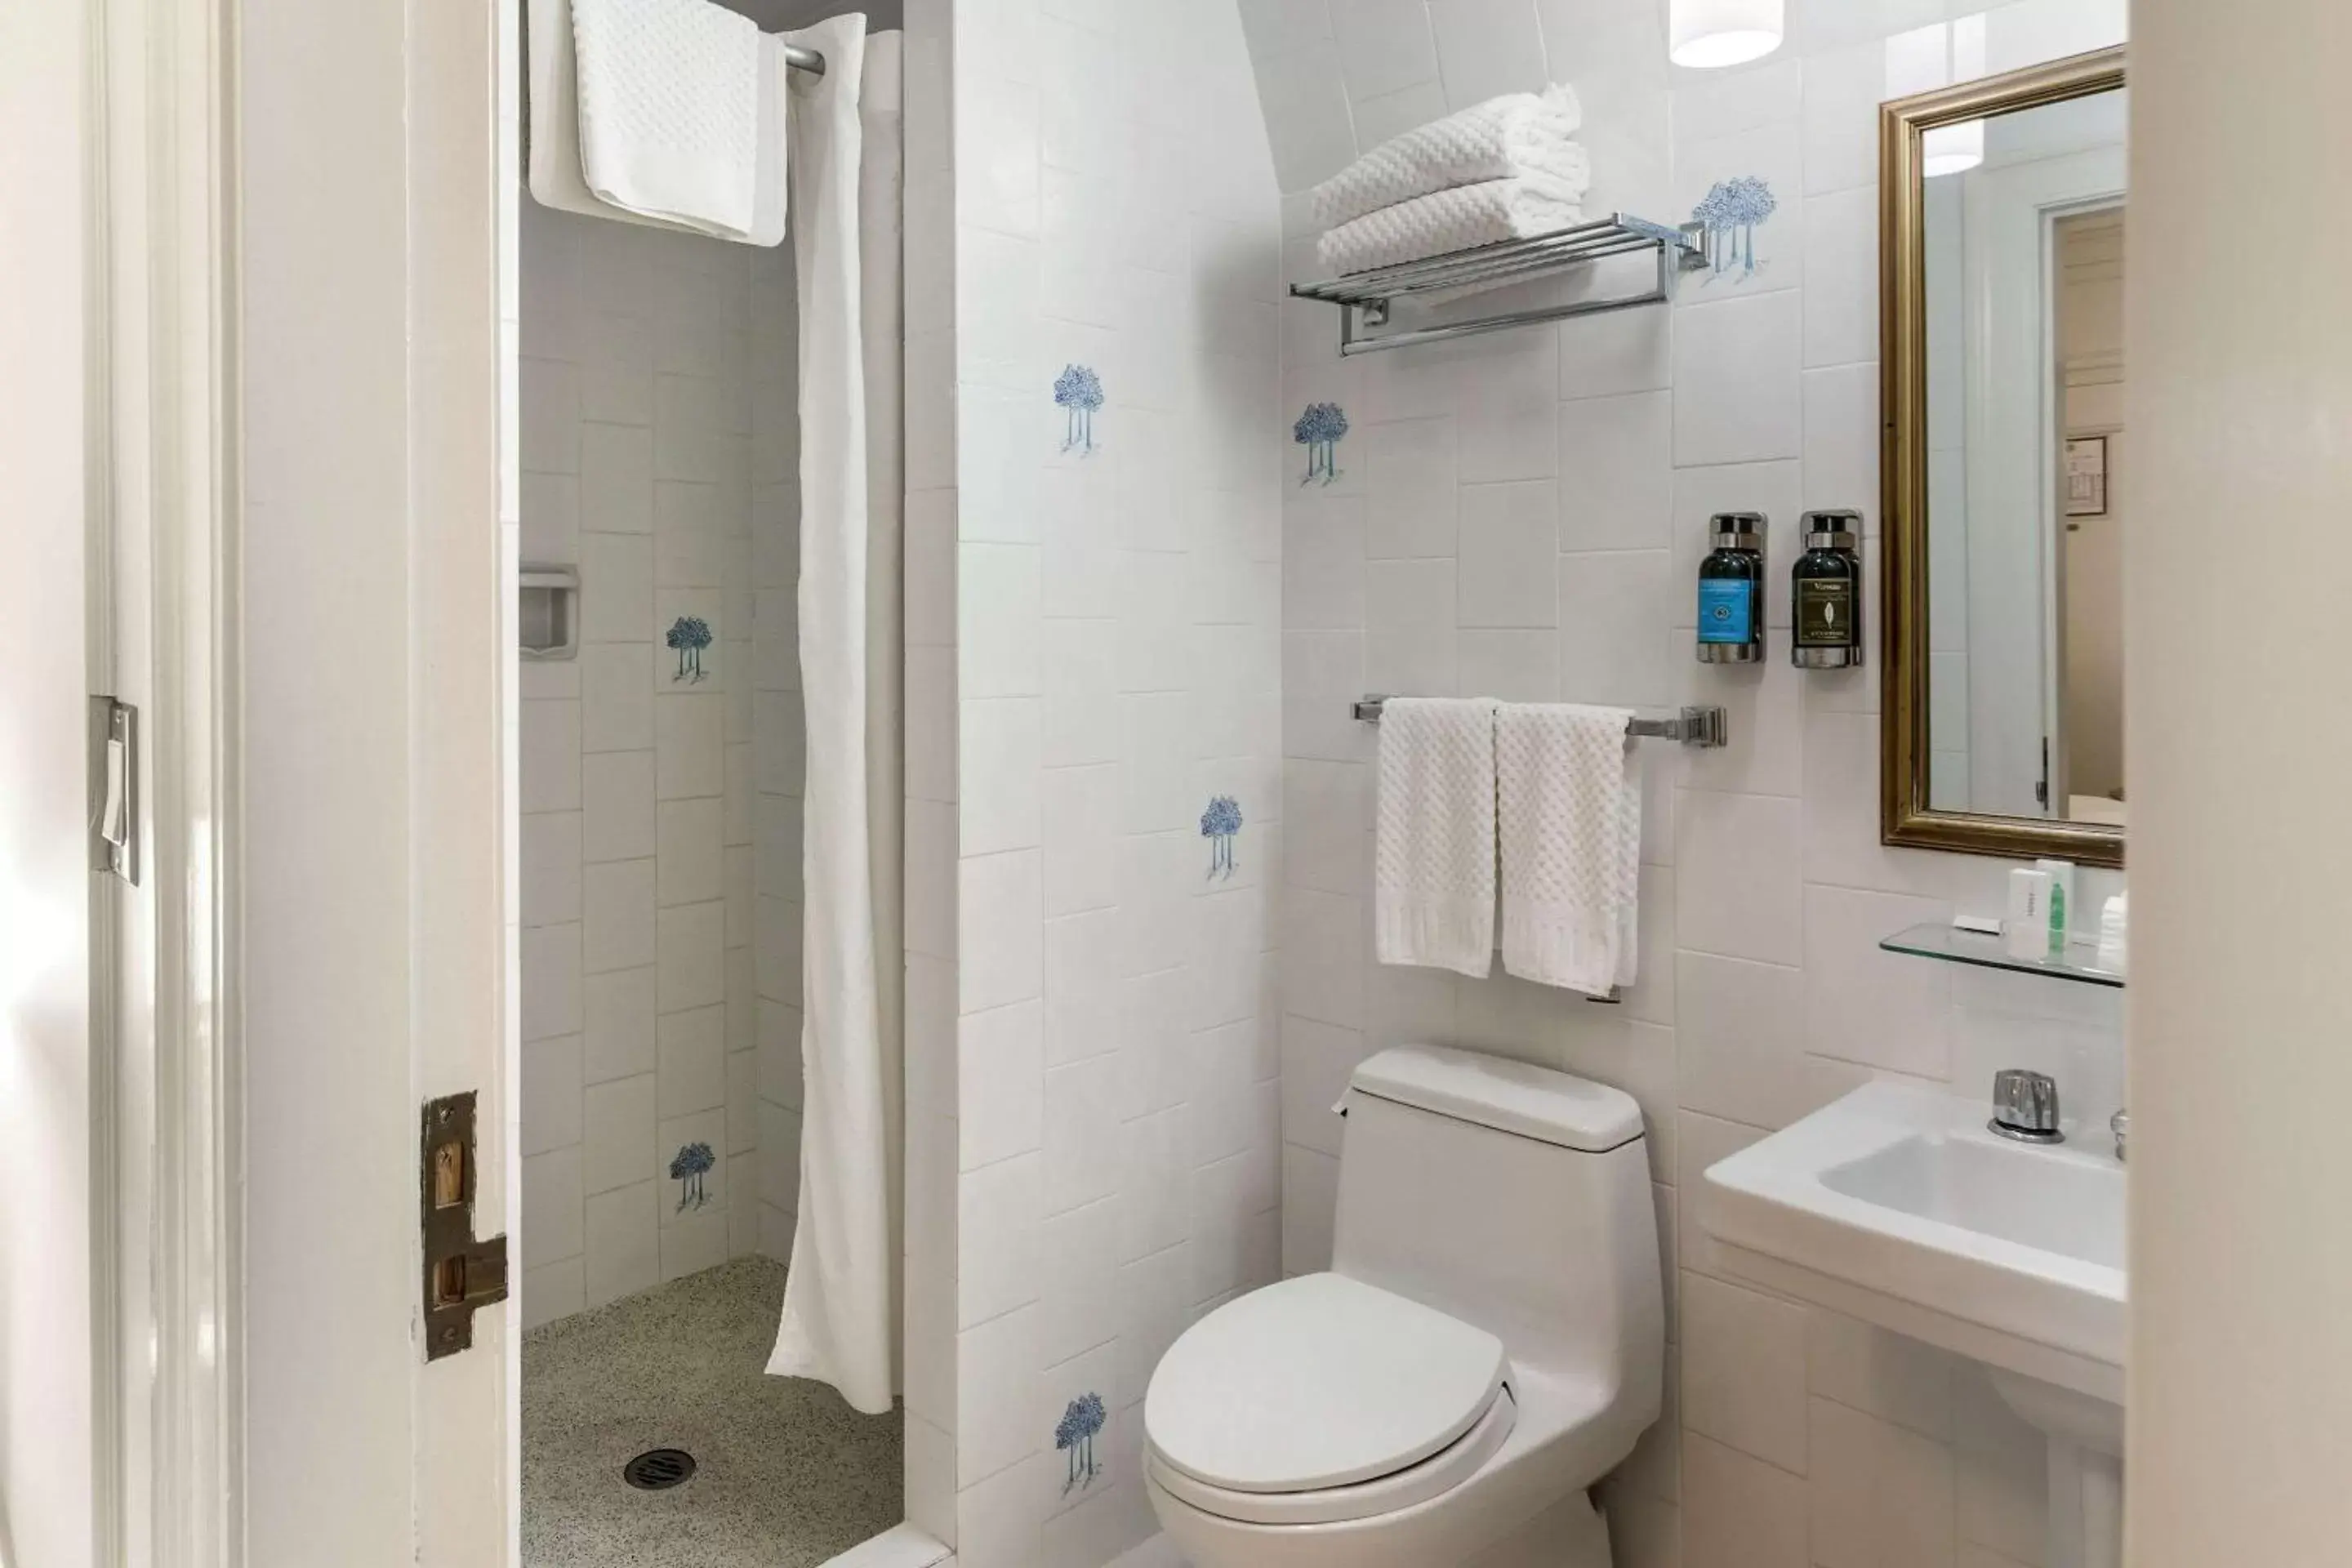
1791, 510, 1864, 668
519, 564, 580, 660
1696, 511, 1766, 663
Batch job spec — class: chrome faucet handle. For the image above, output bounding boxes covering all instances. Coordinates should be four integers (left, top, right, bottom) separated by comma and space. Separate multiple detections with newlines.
2109, 1108, 2127, 1163
1989, 1069, 2065, 1144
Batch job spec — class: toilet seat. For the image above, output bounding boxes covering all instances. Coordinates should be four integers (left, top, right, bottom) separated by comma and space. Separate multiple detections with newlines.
1148, 1382, 1518, 1526
1143, 1273, 1514, 1524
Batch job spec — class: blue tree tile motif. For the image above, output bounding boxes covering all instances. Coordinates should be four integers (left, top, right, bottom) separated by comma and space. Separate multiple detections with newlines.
666, 615, 713, 684
1294, 402, 1349, 485
669, 1142, 715, 1212
1692, 175, 1779, 282
1054, 363, 1105, 455
1055, 1392, 1107, 1494
1200, 795, 1243, 880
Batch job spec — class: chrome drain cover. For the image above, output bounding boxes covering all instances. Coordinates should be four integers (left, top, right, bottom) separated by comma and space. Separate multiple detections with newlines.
622, 1448, 697, 1490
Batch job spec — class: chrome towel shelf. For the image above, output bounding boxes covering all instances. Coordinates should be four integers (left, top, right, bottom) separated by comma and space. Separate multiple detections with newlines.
1352, 695, 1728, 748
1290, 213, 1706, 356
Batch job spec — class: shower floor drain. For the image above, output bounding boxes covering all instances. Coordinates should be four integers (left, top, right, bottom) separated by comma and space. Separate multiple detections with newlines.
622, 1448, 697, 1491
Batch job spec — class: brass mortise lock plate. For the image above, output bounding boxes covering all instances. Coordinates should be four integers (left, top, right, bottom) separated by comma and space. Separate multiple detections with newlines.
421, 1091, 510, 1361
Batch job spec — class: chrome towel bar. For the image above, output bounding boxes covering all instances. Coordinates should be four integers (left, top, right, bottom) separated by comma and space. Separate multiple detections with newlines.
1351, 695, 1728, 748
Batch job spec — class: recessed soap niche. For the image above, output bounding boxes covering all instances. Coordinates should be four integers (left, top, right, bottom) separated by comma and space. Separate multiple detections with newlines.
519, 564, 579, 661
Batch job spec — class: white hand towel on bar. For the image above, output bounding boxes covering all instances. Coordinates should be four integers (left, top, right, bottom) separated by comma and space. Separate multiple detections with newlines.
1375, 697, 1501, 978
1316, 169, 1589, 277
1311, 83, 1587, 233
569, 0, 764, 238
530, 0, 790, 244
1496, 703, 1641, 997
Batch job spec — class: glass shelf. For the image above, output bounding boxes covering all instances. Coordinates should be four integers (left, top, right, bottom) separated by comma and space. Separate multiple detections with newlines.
1878, 921, 2125, 988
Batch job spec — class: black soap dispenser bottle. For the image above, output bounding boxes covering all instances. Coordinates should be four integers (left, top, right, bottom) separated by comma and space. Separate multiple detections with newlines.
1792, 510, 1865, 668
1695, 511, 1766, 664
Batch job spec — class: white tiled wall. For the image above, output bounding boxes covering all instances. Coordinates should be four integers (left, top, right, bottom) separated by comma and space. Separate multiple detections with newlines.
517, 194, 794, 1328
1247, 2, 2127, 1566
901, 0, 962, 1544
927, 0, 1287, 1562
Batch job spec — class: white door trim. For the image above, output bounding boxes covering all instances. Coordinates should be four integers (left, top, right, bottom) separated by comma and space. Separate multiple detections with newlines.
87, 0, 246, 1561
222, 0, 512, 1555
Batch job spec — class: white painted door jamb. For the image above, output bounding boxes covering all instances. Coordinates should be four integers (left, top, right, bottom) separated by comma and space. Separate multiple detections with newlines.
87, 0, 245, 1561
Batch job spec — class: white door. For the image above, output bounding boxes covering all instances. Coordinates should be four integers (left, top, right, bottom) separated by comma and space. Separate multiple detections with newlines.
234, 0, 516, 1562
7, 3, 516, 1562
0, 2, 102, 1561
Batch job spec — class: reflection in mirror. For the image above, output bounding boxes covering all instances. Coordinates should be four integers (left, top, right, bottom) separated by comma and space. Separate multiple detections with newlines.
1919, 87, 2127, 824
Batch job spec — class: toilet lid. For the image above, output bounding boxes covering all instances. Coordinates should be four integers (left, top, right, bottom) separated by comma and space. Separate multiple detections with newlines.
1143, 1273, 1508, 1494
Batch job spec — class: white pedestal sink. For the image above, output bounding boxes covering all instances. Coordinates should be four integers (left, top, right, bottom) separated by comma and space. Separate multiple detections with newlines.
1695, 1083, 2127, 1568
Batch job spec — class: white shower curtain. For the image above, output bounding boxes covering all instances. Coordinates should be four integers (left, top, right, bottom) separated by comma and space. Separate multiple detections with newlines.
766, 14, 906, 1417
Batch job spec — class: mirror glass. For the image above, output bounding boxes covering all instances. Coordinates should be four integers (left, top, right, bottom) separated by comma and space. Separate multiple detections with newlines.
1919, 85, 2128, 824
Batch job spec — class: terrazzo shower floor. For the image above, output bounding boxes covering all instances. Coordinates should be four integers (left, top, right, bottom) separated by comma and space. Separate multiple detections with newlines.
523, 1257, 902, 1568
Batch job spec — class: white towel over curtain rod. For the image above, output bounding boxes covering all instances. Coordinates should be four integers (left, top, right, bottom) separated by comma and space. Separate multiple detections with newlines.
523, 0, 823, 244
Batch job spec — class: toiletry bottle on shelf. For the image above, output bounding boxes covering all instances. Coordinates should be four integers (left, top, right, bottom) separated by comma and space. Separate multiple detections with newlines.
1697, 511, 1766, 664
2004, 868, 2054, 962
1792, 510, 1864, 668
2035, 859, 2078, 949
2096, 891, 2128, 970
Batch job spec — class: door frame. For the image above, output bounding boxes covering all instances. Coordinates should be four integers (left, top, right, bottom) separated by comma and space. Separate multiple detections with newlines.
93, 0, 518, 1562
2036, 194, 2127, 821
86, 0, 244, 1560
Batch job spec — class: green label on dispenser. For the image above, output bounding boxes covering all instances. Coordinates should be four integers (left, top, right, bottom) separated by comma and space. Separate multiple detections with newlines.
1796, 580, 1855, 646
1698, 580, 1755, 644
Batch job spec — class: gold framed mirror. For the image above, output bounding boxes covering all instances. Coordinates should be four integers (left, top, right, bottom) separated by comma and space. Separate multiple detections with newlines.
1881, 46, 2128, 867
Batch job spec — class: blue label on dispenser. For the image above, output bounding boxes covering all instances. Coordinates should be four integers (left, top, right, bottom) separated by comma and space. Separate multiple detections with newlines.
1697, 580, 1755, 644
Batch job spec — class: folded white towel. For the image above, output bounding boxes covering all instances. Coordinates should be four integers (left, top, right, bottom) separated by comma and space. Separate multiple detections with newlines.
1316, 170, 1588, 276
1312, 84, 1585, 233
530, 0, 791, 245
1375, 698, 1502, 979
570, 0, 764, 238
1496, 703, 1641, 997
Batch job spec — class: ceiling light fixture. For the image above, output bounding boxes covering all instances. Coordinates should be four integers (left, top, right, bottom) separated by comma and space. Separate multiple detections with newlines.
1922, 119, 1986, 176
1669, 0, 1785, 69
1918, 17, 1989, 176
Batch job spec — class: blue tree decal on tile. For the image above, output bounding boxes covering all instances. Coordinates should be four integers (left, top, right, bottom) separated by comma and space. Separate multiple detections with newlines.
1692, 176, 1779, 281
1294, 402, 1349, 485
1054, 363, 1105, 455
669, 1142, 715, 1211
666, 615, 713, 684
1200, 795, 1243, 880
1055, 1392, 1107, 1493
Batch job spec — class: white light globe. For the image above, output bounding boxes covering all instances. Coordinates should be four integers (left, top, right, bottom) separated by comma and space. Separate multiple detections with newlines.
1670, 0, 1785, 69
1923, 118, 1985, 176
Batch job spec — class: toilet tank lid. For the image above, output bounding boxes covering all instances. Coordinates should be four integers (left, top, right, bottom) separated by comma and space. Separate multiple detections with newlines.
1348, 1044, 1644, 1152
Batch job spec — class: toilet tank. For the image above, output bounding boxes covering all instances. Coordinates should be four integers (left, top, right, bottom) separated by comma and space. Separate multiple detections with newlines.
1331, 1044, 1664, 1388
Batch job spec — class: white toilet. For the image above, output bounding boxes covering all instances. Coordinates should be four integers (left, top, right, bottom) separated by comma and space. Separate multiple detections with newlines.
1143, 1043, 1664, 1568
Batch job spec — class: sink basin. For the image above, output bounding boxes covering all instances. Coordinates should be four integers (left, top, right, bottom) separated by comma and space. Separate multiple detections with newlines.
1820, 1129, 2126, 1270
1698, 1082, 2129, 1568
1697, 1080, 2126, 1402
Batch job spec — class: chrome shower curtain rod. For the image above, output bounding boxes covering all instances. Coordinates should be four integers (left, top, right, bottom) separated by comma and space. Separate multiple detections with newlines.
784, 42, 826, 76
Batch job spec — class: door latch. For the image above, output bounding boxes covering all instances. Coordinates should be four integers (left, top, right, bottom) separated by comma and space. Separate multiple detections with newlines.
90, 697, 138, 884
421, 1091, 509, 1360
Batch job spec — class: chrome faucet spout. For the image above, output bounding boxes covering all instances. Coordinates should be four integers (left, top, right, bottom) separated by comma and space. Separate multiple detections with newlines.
1989, 1069, 2065, 1145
